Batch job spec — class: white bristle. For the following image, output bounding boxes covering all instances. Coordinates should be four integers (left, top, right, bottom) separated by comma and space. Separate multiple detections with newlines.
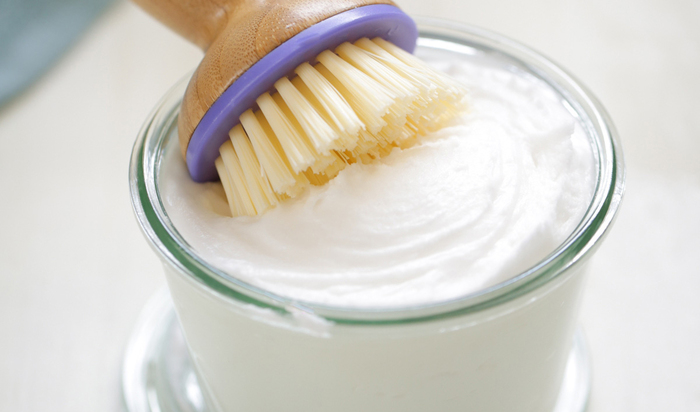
254, 110, 310, 196
215, 157, 241, 217
323, 151, 347, 178
270, 92, 336, 174
355, 37, 435, 97
335, 42, 417, 104
239, 109, 307, 197
218, 141, 257, 216
214, 37, 468, 217
373, 37, 467, 102
316, 50, 393, 134
334, 42, 419, 150
291, 76, 359, 154
274, 76, 339, 154
256, 92, 316, 173
355, 37, 462, 125
294, 62, 363, 138
229, 124, 279, 213
303, 170, 330, 186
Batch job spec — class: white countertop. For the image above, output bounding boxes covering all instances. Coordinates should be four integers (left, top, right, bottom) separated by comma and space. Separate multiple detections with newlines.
0, 1, 698, 410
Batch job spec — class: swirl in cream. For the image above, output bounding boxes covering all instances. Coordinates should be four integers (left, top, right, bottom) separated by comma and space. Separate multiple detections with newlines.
159, 54, 595, 308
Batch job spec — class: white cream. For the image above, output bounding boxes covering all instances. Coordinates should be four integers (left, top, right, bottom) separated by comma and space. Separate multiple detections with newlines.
152, 46, 603, 412
160, 54, 595, 308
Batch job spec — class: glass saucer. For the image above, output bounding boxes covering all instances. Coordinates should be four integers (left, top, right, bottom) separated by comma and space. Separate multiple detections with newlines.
122, 289, 591, 412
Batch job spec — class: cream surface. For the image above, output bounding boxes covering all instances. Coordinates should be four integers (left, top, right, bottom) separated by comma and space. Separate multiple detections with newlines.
159, 54, 595, 308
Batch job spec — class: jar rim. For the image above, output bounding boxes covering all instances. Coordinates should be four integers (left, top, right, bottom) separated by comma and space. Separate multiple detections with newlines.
129, 17, 625, 324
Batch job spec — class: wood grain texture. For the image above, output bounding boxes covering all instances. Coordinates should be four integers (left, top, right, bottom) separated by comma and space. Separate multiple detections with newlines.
133, 0, 396, 159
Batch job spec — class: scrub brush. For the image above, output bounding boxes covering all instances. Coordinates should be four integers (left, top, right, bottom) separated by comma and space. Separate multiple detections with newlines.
134, 0, 467, 216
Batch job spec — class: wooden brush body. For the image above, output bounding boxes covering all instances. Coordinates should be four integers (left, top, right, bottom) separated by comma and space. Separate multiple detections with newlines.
132, 0, 396, 159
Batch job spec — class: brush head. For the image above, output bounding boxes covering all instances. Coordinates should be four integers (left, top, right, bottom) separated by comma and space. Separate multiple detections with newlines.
215, 36, 468, 217
182, 4, 418, 182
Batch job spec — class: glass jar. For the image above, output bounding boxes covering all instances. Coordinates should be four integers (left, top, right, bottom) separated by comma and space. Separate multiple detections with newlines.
126, 17, 624, 412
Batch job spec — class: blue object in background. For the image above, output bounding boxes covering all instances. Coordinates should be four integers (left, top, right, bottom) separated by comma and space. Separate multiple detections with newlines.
0, 0, 114, 107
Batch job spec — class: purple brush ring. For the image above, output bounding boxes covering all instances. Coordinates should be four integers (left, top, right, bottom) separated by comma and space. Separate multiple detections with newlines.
185, 4, 418, 182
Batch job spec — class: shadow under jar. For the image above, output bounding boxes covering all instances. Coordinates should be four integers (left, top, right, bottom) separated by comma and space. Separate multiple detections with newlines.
129, 17, 624, 412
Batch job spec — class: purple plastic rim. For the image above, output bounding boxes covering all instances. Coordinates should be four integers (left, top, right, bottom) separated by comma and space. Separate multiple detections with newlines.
185, 4, 418, 182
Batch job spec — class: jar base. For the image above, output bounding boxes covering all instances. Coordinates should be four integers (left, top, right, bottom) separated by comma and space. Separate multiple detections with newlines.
122, 289, 591, 412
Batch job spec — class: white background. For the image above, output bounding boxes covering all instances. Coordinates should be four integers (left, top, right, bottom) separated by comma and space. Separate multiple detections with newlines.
0, 0, 698, 410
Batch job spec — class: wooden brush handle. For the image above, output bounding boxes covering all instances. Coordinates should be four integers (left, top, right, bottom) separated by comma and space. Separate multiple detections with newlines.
133, 0, 396, 158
